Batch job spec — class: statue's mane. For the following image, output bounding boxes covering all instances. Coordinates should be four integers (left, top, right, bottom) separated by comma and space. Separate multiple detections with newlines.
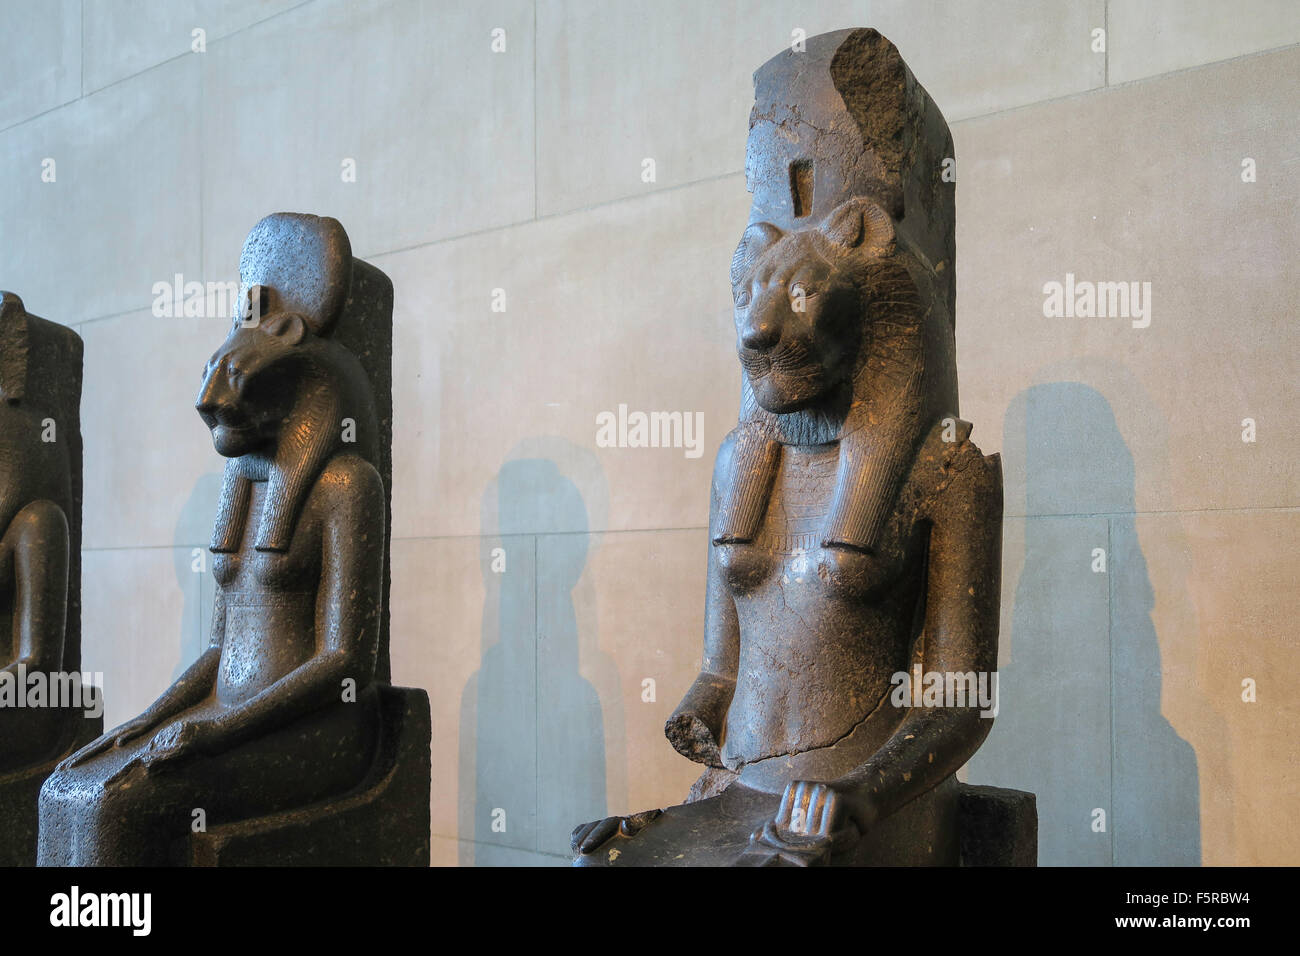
210, 327, 378, 553
717, 230, 953, 554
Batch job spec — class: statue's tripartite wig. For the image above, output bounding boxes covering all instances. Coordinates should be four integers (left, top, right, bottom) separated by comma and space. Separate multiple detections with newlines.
720, 29, 960, 554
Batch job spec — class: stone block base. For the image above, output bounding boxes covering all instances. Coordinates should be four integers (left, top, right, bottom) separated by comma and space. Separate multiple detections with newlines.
958, 783, 1038, 866
186, 686, 431, 866
0, 711, 103, 867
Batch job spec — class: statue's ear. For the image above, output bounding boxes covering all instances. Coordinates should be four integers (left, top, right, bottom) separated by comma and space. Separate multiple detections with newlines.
731, 221, 783, 287
821, 198, 895, 255
260, 312, 308, 345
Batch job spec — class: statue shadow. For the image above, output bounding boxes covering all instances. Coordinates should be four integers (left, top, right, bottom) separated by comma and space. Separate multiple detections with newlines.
968, 381, 1201, 865
458, 451, 612, 865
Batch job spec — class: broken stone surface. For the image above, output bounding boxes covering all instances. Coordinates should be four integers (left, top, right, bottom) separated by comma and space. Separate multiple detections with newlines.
0, 293, 101, 867
36, 214, 429, 866
573, 28, 1035, 867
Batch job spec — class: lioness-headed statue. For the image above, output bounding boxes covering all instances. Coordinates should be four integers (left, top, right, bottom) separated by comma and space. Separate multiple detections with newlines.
572, 29, 1008, 866
37, 214, 426, 866
0, 293, 97, 866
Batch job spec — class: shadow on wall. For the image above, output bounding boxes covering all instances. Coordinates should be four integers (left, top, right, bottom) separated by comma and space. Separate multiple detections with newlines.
968, 381, 1200, 865
171, 473, 222, 683
458, 448, 613, 865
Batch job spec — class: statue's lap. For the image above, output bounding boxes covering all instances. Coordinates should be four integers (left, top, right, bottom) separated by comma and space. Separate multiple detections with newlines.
42, 689, 381, 818
576, 775, 961, 867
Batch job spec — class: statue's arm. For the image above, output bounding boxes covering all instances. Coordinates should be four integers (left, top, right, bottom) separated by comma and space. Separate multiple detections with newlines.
838, 448, 1003, 825
575, 446, 742, 855
1, 500, 69, 676
665, 440, 740, 767
201, 456, 384, 754
59, 573, 224, 768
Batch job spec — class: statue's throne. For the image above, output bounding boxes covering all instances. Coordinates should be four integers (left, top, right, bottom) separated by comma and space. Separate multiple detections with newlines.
957, 783, 1037, 866
185, 684, 429, 866
0, 709, 102, 868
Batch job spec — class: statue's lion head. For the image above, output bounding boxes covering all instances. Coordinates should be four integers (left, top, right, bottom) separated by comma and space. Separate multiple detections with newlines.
730, 197, 898, 417
202, 214, 379, 554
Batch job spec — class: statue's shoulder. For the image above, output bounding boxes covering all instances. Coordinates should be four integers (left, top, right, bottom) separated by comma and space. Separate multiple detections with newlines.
309, 452, 384, 509
911, 417, 1002, 517
709, 424, 755, 487
708, 422, 781, 495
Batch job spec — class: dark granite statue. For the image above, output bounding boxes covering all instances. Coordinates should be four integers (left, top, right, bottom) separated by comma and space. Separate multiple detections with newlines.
0, 293, 100, 867
38, 214, 430, 866
572, 29, 1034, 866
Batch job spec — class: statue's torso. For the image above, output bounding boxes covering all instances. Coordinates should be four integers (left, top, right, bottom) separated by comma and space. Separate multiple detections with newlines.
212, 479, 322, 705
715, 440, 931, 772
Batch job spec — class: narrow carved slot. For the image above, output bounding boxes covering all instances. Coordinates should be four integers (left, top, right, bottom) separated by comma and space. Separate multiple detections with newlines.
789, 159, 813, 218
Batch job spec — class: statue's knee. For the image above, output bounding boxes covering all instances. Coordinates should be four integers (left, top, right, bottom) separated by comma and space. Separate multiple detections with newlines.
39, 767, 79, 804
41, 760, 117, 810
11, 498, 69, 543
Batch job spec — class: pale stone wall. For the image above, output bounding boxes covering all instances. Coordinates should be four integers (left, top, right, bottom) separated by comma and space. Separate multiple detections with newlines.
1, 0, 1295, 865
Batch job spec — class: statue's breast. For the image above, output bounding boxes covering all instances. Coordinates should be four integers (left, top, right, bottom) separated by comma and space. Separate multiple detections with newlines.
211, 481, 322, 593
211, 480, 324, 704
715, 443, 916, 601
213, 544, 319, 595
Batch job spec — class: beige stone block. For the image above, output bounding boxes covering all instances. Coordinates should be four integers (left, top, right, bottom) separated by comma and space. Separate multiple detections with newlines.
0, 0, 80, 130
546, 527, 708, 829
535, 0, 872, 215
81, 546, 208, 729
0, 56, 202, 323
378, 174, 751, 541
967, 514, 1113, 865
389, 535, 500, 852
1109, 0, 1300, 85
872, 0, 1106, 120
1137, 509, 1300, 865
951, 46, 1298, 516
199, 0, 535, 281
77, 310, 229, 549
82, 0, 302, 92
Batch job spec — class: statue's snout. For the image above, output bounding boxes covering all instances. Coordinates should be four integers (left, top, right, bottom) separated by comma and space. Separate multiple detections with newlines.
739, 292, 783, 352
195, 371, 236, 428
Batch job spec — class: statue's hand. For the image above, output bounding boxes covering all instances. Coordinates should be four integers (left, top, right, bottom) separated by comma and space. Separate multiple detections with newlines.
737, 781, 872, 867
138, 720, 216, 771
774, 780, 873, 838
571, 809, 663, 856
55, 714, 157, 771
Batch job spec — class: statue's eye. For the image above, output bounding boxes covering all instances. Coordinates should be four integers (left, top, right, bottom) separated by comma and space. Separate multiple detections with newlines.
222, 358, 247, 390
734, 289, 752, 308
